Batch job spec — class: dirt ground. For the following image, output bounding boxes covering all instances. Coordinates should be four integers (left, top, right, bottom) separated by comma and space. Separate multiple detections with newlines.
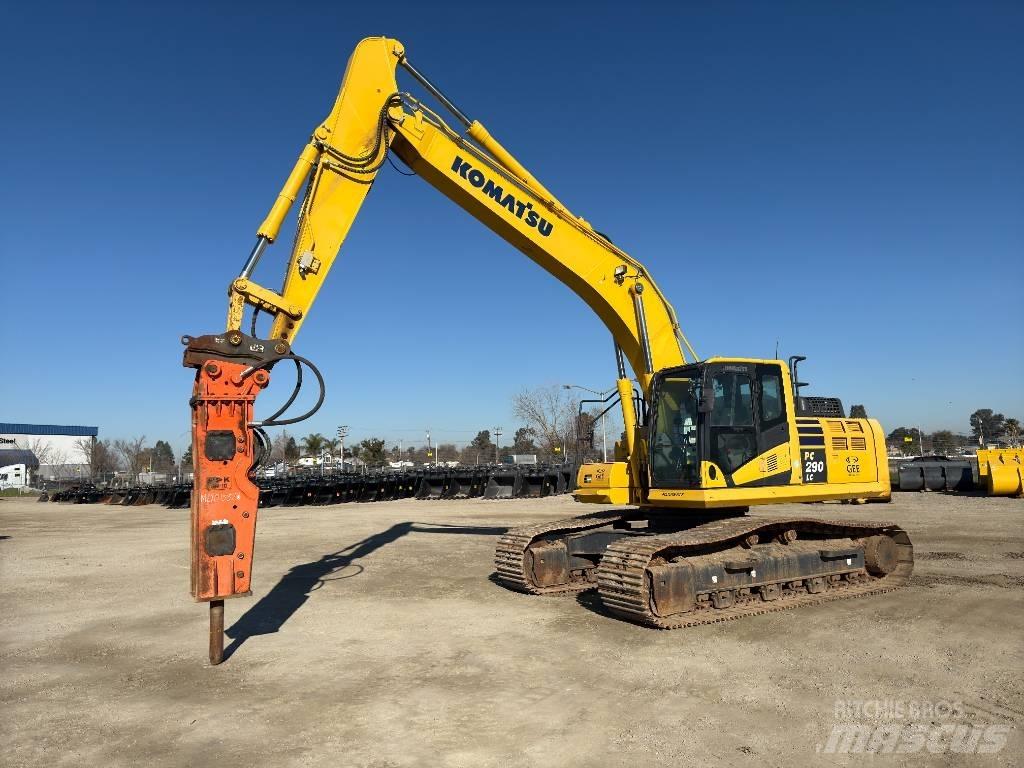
1, 492, 1022, 767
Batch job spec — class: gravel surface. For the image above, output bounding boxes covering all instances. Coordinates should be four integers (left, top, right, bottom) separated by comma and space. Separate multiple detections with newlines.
2, 492, 1022, 767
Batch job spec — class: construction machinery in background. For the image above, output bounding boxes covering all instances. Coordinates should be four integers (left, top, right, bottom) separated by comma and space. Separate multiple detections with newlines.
183, 37, 914, 663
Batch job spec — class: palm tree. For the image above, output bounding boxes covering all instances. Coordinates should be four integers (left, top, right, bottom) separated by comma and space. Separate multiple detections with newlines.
1005, 418, 1022, 446
301, 433, 327, 457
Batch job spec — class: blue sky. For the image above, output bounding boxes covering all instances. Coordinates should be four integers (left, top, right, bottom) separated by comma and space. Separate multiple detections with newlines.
1, 1, 1021, 456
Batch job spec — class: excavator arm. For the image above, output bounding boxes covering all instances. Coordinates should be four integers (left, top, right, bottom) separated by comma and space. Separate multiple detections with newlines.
184, 36, 695, 662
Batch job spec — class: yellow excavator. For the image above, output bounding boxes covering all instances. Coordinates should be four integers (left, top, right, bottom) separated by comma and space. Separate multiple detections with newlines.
184, 37, 914, 663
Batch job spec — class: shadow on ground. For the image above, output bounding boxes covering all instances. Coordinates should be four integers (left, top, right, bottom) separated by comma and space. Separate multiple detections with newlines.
223, 521, 507, 660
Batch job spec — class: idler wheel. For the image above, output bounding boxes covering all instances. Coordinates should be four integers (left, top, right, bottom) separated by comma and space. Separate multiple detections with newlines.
863, 535, 898, 576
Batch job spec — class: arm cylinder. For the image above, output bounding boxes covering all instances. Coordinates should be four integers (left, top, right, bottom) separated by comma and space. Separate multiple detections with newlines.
466, 121, 564, 210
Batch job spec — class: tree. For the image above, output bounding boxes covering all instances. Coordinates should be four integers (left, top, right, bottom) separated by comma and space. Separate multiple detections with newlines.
74, 437, 95, 473
47, 447, 71, 479
114, 436, 148, 477
75, 437, 118, 478
572, 409, 606, 461
970, 409, 1005, 444
24, 438, 53, 467
151, 440, 175, 471
301, 433, 327, 457
470, 430, 494, 453
849, 404, 868, 419
511, 427, 537, 454
929, 430, 956, 454
437, 443, 458, 462
1004, 418, 1022, 446
181, 446, 193, 471
359, 438, 387, 466
886, 427, 921, 454
284, 436, 300, 461
268, 430, 292, 463
512, 385, 577, 457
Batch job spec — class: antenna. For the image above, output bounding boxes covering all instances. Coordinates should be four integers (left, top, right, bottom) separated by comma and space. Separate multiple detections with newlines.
774, 339, 779, 359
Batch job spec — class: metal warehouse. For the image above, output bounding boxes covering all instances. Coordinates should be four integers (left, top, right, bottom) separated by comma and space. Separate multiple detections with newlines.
0, 423, 99, 482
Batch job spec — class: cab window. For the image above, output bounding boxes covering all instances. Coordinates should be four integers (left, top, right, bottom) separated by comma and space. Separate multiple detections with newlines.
758, 368, 785, 426
649, 374, 700, 486
709, 371, 756, 473
711, 373, 753, 427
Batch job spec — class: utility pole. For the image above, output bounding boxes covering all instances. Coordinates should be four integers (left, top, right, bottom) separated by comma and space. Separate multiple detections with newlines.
494, 426, 503, 464
337, 425, 348, 473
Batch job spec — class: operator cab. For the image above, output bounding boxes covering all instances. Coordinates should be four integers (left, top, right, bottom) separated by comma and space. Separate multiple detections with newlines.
648, 360, 791, 489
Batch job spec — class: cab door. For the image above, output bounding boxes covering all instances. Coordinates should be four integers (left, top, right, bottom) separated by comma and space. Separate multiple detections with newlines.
748, 362, 791, 485
705, 365, 758, 481
703, 362, 791, 486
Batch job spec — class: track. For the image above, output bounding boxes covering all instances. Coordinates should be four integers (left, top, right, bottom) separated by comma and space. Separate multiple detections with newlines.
495, 513, 914, 626
494, 509, 632, 594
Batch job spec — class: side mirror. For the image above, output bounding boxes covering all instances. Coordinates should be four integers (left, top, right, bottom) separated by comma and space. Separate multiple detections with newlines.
697, 380, 716, 413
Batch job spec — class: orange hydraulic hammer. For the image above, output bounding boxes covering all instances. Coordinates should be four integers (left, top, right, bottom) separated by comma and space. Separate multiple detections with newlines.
182, 332, 283, 663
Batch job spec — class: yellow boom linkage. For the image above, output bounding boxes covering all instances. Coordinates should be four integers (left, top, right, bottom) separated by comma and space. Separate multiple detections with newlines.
224, 36, 695, 504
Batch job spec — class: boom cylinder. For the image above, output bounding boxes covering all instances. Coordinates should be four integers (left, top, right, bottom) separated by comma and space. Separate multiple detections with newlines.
257, 142, 321, 242
240, 236, 269, 279
617, 377, 637, 457
631, 285, 654, 374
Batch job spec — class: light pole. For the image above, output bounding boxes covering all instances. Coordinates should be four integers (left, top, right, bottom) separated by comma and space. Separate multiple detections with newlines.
494, 426, 502, 464
336, 425, 348, 473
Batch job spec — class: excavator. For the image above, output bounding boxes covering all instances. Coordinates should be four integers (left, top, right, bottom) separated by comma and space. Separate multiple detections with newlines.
183, 37, 914, 664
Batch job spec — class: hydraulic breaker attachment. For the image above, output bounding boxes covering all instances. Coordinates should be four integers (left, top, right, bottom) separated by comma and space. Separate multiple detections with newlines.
183, 332, 285, 663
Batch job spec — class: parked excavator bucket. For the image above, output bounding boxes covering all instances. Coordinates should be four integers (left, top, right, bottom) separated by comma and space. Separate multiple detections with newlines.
356, 476, 380, 502
308, 480, 331, 505
444, 469, 483, 499
893, 457, 977, 492
554, 468, 569, 494
416, 471, 449, 500
518, 468, 551, 498
283, 482, 309, 506
38, 463, 578, 512
395, 473, 419, 499
484, 468, 522, 499
378, 475, 399, 501
979, 448, 1024, 497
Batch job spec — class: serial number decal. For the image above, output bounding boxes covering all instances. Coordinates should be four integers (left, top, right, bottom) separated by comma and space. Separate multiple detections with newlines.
802, 449, 828, 483
200, 491, 242, 504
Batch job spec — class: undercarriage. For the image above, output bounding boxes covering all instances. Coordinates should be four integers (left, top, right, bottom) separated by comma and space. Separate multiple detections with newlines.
495, 510, 913, 628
